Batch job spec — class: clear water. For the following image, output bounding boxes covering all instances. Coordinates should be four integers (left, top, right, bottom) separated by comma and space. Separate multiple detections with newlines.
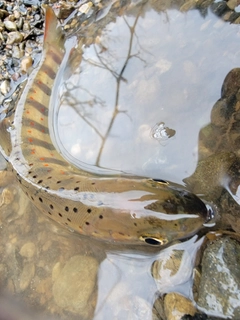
0, 0, 240, 319
55, 3, 239, 185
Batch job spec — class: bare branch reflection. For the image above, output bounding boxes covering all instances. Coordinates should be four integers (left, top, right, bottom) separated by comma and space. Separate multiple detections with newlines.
60, 4, 147, 167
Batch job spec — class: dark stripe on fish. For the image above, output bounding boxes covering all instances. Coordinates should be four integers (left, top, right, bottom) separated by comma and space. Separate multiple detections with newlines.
26, 100, 48, 116
22, 119, 49, 134
41, 64, 57, 80
34, 80, 52, 96
49, 50, 63, 65
26, 137, 56, 150
38, 157, 68, 166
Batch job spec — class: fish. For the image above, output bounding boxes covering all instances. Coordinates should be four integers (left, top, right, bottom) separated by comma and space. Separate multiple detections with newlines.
0, 6, 213, 246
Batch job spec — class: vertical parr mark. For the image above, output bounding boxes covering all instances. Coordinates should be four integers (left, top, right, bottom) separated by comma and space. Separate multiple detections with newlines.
34, 80, 52, 96
41, 64, 57, 80
26, 100, 48, 116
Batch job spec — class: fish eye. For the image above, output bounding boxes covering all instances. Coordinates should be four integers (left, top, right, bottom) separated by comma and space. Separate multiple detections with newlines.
139, 236, 168, 246
152, 179, 168, 185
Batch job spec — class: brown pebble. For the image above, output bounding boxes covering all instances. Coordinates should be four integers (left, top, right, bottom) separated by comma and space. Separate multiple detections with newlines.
20, 56, 33, 73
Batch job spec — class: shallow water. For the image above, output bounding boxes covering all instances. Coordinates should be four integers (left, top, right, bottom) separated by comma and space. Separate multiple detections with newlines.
0, 0, 240, 319
55, 2, 239, 184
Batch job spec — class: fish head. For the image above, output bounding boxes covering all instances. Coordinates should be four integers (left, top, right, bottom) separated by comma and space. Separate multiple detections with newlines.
133, 181, 214, 246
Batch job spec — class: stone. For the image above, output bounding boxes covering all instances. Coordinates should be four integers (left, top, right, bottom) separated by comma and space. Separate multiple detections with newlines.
197, 237, 240, 319
0, 79, 10, 95
164, 292, 196, 320
20, 56, 33, 73
4, 20, 17, 31
19, 242, 36, 258
6, 31, 23, 45
52, 255, 98, 316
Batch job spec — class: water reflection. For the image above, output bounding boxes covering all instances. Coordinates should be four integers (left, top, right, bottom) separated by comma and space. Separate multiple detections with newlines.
55, 2, 240, 183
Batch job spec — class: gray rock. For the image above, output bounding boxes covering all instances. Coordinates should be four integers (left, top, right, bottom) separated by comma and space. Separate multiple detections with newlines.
197, 237, 240, 318
4, 20, 17, 31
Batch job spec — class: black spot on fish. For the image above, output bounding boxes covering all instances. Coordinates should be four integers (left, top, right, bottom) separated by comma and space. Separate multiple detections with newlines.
58, 213, 62, 217
65, 206, 69, 212
31, 196, 34, 201
33, 175, 37, 178
87, 208, 91, 213
67, 218, 71, 222
47, 176, 52, 179
73, 207, 78, 213
39, 197, 43, 202
74, 187, 79, 191
37, 180, 43, 184
48, 211, 52, 215
50, 204, 54, 209
85, 221, 90, 225
99, 215, 103, 219
134, 222, 137, 227
92, 182, 95, 185
57, 181, 61, 184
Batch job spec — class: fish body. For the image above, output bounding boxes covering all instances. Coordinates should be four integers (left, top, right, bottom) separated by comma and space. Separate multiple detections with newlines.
0, 7, 212, 246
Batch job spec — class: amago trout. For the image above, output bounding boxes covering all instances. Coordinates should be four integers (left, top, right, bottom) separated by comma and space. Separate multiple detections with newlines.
0, 7, 212, 246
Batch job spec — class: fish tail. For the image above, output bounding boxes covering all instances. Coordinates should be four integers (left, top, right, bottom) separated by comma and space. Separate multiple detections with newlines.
42, 5, 64, 51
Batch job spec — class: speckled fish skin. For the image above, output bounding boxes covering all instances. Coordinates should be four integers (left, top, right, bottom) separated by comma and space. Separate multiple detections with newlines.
0, 7, 211, 246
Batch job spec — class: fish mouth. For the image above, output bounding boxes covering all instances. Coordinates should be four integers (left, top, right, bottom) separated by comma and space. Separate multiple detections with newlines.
202, 201, 217, 226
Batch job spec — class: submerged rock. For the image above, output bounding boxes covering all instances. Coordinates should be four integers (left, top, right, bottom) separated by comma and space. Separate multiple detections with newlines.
52, 255, 98, 317
164, 292, 196, 320
197, 237, 240, 319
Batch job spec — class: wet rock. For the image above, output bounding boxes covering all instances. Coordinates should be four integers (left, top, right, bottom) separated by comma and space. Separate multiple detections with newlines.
4, 20, 17, 31
6, 31, 23, 44
164, 293, 196, 320
152, 249, 184, 281
152, 237, 203, 295
152, 296, 166, 320
0, 79, 10, 95
52, 255, 98, 316
20, 56, 33, 73
22, 20, 30, 32
0, 9, 9, 19
0, 187, 15, 206
79, 2, 93, 14
197, 237, 240, 318
12, 45, 23, 59
55, 4, 75, 19
19, 242, 36, 258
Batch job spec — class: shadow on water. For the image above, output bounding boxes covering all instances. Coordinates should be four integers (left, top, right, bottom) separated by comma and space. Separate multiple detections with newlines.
0, 0, 240, 319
